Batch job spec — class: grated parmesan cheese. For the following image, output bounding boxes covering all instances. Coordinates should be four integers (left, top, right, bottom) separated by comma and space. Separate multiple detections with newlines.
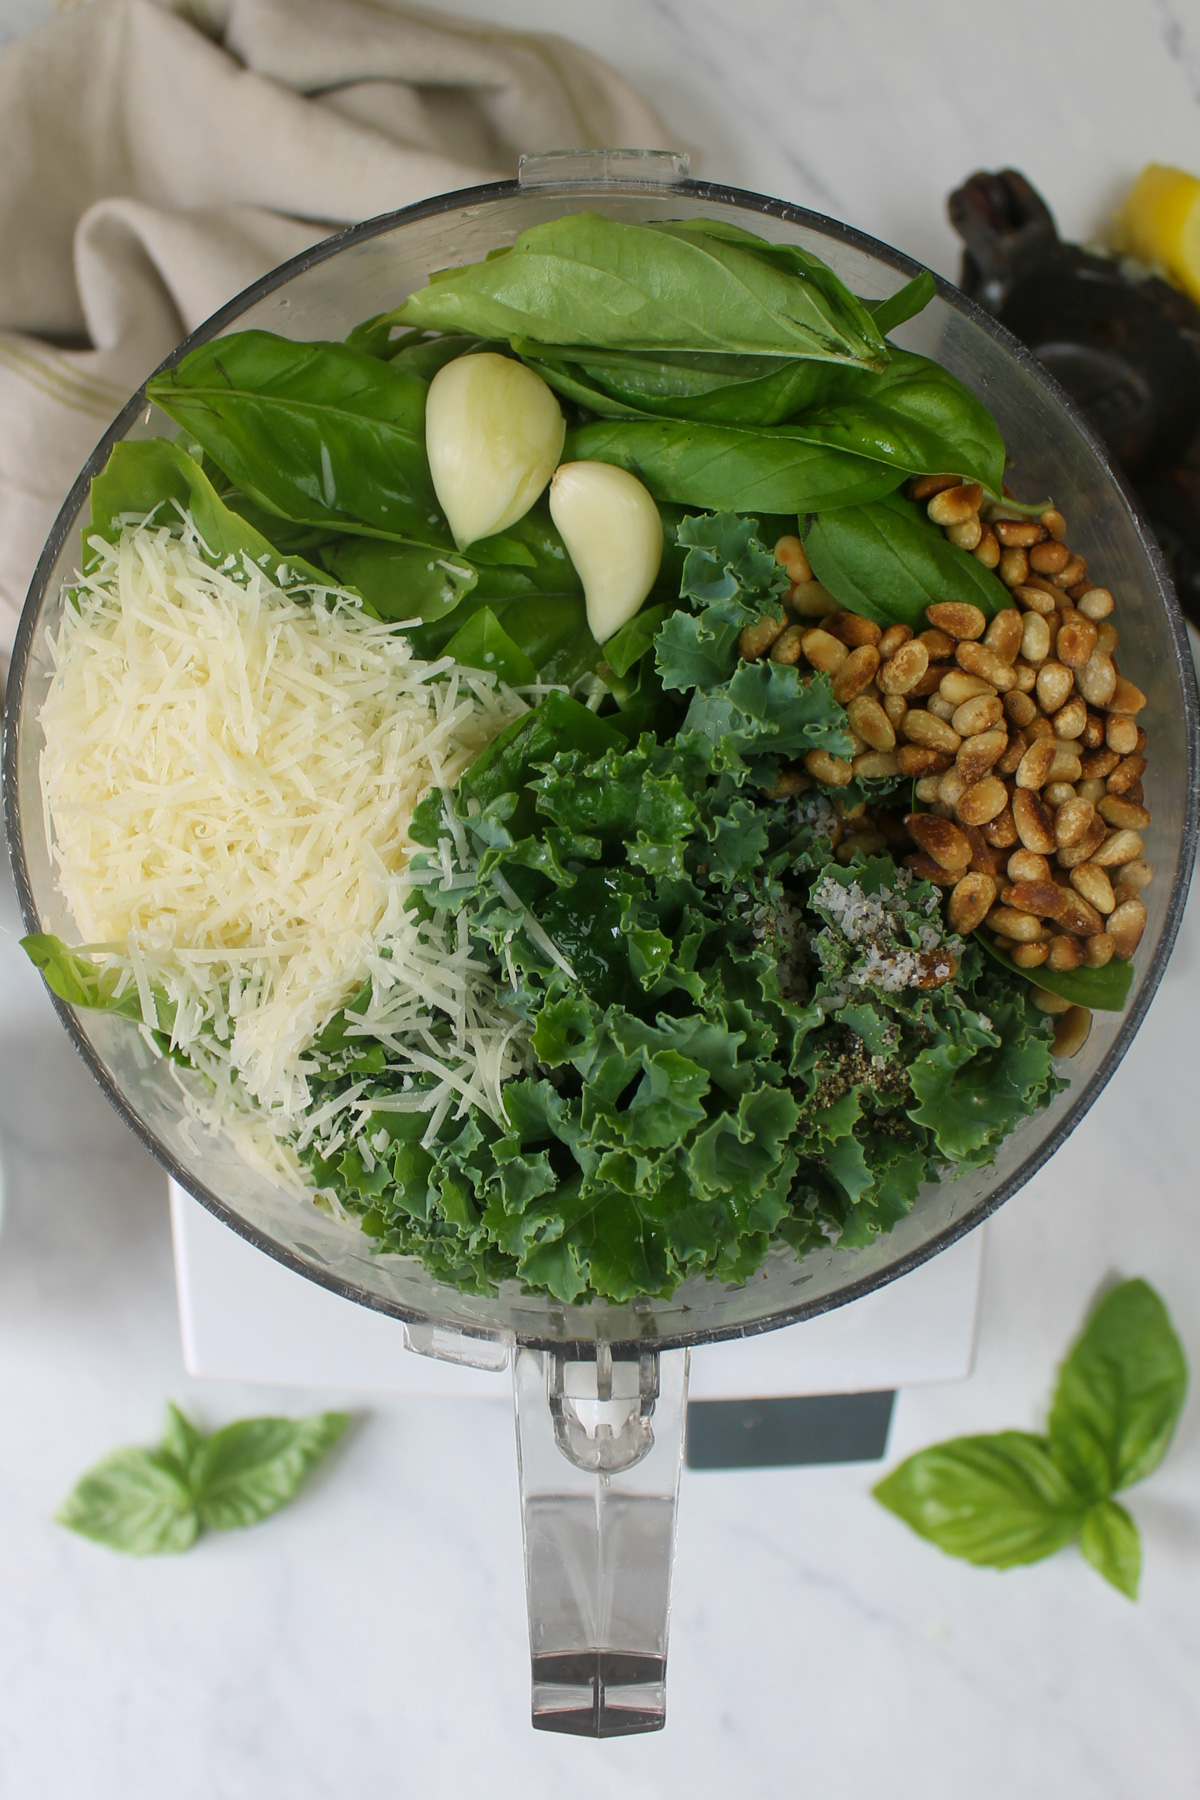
39, 516, 526, 1123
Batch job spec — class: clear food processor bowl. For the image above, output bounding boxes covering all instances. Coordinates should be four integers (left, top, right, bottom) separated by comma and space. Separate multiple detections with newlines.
6, 149, 1198, 1737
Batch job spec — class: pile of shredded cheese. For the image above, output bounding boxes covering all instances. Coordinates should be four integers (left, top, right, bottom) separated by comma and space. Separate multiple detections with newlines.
40, 516, 526, 1125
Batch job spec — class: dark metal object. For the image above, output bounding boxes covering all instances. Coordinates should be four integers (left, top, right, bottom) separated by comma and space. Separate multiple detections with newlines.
950, 168, 1200, 628
686, 1391, 895, 1470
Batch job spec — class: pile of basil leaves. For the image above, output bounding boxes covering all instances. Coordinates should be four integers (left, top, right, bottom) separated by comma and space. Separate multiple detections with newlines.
43, 214, 1122, 1303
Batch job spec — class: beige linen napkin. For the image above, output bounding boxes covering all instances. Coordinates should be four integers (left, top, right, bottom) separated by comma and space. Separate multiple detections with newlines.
0, 0, 668, 652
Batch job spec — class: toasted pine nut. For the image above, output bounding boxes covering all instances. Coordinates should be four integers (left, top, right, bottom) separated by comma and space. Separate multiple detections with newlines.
951, 694, 1004, 736
1072, 648, 1122, 702
851, 751, 901, 780
804, 748, 853, 786
1036, 661, 1074, 713
791, 580, 839, 618
1011, 582, 1057, 617
974, 522, 1001, 568
1053, 1005, 1093, 1057
1108, 898, 1147, 959
1015, 737, 1057, 789
940, 670, 996, 706
956, 641, 1017, 690
1081, 747, 1120, 780
1077, 586, 1114, 621
957, 728, 1009, 785
983, 609, 1024, 664
987, 906, 1045, 942
824, 611, 879, 648
937, 766, 967, 808
1114, 858, 1153, 890
906, 852, 959, 885
1002, 690, 1038, 729
928, 483, 983, 525
1012, 660, 1039, 693
1077, 778, 1107, 805
1044, 781, 1080, 809
914, 775, 943, 802
1040, 509, 1068, 540
1013, 788, 1057, 853
1054, 554, 1087, 588
998, 547, 1030, 587
882, 693, 909, 727
947, 872, 997, 933
1055, 817, 1106, 867
909, 474, 962, 501
897, 746, 951, 779
927, 694, 958, 722
739, 613, 787, 660
774, 535, 812, 582
1031, 983, 1073, 1012
831, 643, 881, 703
905, 811, 974, 871
996, 730, 1028, 776
1054, 797, 1096, 848
768, 624, 806, 665
1008, 848, 1053, 884
1069, 861, 1115, 913
764, 768, 812, 798
1098, 794, 1151, 832
1081, 713, 1106, 749
878, 623, 914, 659
981, 804, 1019, 848
994, 520, 1043, 547
1097, 622, 1119, 654
1083, 933, 1115, 967
798, 627, 847, 672
1054, 610, 1098, 670
1106, 676, 1147, 716
1046, 746, 1083, 786
1052, 695, 1087, 741
926, 601, 987, 640
1106, 752, 1148, 797
946, 514, 983, 550
878, 641, 930, 694
917, 628, 956, 661
1025, 715, 1056, 742
1020, 613, 1051, 664
1090, 828, 1145, 868
1047, 934, 1085, 970
845, 694, 895, 752
956, 776, 1009, 826
1029, 539, 1070, 575
1105, 715, 1139, 756
1012, 940, 1050, 967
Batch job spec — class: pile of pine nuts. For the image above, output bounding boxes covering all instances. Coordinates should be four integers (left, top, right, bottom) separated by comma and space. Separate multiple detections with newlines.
742, 477, 1152, 1059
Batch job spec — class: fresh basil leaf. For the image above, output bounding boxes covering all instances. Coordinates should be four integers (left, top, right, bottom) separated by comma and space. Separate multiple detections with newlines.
191, 1413, 349, 1531
518, 342, 831, 426
1049, 1279, 1188, 1498
57, 1448, 200, 1556
89, 440, 332, 588
786, 349, 1005, 492
146, 332, 449, 547
803, 490, 1009, 626
443, 606, 539, 684
866, 268, 937, 336
1079, 1499, 1142, 1599
323, 537, 476, 624
873, 1431, 1086, 1568
602, 601, 673, 679
566, 417, 903, 515
394, 212, 887, 367
978, 932, 1133, 1012
343, 315, 418, 359
161, 1403, 204, 1485
21, 934, 151, 1023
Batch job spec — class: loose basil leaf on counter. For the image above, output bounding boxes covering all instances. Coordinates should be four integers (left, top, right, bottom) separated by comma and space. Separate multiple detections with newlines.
393, 212, 888, 367
57, 1449, 200, 1556
147, 331, 450, 547
865, 268, 937, 336
443, 606, 539, 685
56, 1405, 350, 1554
191, 1413, 349, 1532
1049, 1279, 1188, 1498
88, 440, 332, 590
978, 932, 1133, 1012
873, 1432, 1087, 1568
566, 417, 903, 516
1079, 1499, 1142, 1599
803, 490, 1010, 626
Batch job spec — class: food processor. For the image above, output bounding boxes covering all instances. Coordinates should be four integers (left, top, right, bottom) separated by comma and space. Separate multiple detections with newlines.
5, 149, 1197, 1737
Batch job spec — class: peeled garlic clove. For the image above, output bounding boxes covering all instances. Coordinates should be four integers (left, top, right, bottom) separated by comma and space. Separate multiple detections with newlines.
549, 461, 663, 645
425, 352, 565, 550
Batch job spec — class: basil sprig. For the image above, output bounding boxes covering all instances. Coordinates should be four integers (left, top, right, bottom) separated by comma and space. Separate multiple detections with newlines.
874, 1280, 1187, 1598
57, 1404, 349, 1555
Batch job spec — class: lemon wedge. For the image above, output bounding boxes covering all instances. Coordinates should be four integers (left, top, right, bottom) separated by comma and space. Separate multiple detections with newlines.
1113, 163, 1200, 305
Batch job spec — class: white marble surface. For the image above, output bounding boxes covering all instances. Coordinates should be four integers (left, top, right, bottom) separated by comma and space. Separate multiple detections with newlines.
2, 0, 1200, 1794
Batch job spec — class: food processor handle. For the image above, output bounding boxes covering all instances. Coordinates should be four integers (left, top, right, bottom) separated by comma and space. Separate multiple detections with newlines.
512, 1343, 690, 1737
